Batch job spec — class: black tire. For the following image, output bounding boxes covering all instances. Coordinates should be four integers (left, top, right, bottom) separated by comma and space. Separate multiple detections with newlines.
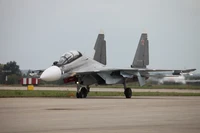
76, 92, 81, 98
80, 87, 88, 98
124, 88, 132, 98
76, 87, 88, 98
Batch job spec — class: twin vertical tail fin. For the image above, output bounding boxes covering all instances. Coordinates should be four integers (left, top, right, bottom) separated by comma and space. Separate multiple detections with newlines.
131, 33, 149, 86
93, 33, 107, 65
131, 33, 149, 68
93, 32, 148, 67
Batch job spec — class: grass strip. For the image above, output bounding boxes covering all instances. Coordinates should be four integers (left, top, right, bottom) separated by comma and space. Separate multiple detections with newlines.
0, 90, 74, 98
0, 90, 200, 98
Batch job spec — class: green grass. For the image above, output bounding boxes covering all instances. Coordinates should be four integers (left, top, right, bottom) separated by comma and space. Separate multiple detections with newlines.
0, 90, 73, 98
0, 90, 200, 98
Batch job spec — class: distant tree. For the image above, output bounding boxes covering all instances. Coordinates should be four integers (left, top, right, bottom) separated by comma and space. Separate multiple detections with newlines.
3, 61, 21, 76
7, 74, 19, 84
0, 64, 3, 70
1, 61, 21, 84
27, 69, 31, 77
22, 73, 27, 78
0, 64, 4, 83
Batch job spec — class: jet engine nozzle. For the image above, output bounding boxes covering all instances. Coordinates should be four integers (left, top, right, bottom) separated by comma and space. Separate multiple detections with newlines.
40, 66, 61, 81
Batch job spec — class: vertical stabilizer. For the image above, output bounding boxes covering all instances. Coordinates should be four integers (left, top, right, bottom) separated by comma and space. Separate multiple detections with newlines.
93, 33, 106, 65
131, 33, 149, 68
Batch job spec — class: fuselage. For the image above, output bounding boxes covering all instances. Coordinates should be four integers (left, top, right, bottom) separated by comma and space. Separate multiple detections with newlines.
61, 55, 105, 79
40, 51, 106, 85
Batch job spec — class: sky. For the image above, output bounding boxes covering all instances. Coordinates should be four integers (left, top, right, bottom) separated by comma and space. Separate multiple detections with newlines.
0, 0, 199, 73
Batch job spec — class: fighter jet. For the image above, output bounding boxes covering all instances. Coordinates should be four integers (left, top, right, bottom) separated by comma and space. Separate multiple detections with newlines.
39, 32, 196, 98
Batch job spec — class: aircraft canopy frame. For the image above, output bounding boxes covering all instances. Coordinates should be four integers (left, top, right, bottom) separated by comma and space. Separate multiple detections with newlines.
58, 50, 82, 65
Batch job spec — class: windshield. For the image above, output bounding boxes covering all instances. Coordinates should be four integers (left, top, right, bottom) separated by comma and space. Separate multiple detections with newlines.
57, 51, 82, 65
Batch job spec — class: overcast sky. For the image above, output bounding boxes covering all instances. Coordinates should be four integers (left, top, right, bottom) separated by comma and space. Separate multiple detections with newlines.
0, 0, 199, 72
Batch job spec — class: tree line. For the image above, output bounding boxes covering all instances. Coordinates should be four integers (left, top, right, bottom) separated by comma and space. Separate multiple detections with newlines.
0, 61, 21, 84
0, 61, 65, 85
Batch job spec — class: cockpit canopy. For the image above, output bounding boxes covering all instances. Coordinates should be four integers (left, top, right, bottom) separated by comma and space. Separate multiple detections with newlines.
57, 50, 82, 65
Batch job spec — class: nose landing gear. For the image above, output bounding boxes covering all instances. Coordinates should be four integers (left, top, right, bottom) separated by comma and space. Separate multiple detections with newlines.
76, 82, 90, 98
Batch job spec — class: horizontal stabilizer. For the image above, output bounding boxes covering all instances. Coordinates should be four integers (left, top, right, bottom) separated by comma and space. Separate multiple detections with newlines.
181, 69, 196, 73
173, 69, 196, 75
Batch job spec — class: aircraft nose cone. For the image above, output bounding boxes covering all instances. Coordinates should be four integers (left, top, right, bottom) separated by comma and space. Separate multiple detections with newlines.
40, 66, 61, 81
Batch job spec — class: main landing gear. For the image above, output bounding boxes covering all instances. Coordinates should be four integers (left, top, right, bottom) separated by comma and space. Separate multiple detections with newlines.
75, 79, 132, 99
123, 83, 132, 98
76, 84, 90, 98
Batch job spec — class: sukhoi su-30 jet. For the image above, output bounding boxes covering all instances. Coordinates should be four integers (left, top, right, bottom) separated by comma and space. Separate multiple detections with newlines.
38, 32, 196, 98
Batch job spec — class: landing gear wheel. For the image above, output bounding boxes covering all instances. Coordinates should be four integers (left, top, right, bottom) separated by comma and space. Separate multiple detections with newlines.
80, 87, 88, 98
124, 88, 132, 98
76, 92, 81, 98
76, 87, 88, 98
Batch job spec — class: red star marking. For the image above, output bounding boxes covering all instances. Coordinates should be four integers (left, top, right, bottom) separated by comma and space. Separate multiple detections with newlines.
141, 40, 145, 45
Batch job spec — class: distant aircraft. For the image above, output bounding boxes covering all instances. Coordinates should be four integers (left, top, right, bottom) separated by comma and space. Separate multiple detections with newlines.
160, 75, 186, 84
148, 72, 194, 84
37, 32, 196, 98
29, 70, 43, 77
149, 75, 186, 84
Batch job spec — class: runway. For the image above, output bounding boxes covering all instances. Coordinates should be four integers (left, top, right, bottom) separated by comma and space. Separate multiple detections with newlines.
0, 97, 200, 133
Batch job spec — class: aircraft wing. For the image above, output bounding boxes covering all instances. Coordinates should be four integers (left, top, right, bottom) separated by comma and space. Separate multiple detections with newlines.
71, 67, 196, 86
73, 67, 196, 74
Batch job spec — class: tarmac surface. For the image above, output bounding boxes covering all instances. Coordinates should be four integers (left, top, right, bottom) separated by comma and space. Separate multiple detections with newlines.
0, 97, 200, 133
